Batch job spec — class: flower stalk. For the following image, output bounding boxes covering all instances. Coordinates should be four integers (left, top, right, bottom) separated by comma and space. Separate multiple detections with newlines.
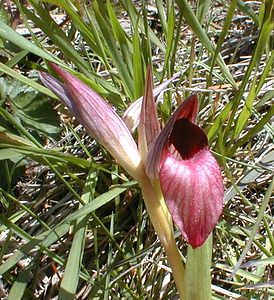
139, 174, 185, 298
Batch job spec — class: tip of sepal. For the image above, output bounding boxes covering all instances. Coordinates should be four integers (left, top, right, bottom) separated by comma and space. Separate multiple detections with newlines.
39, 71, 75, 111
138, 66, 161, 161
123, 72, 182, 133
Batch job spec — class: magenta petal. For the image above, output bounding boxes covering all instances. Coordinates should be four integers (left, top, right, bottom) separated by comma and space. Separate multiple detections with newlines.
159, 149, 224, 248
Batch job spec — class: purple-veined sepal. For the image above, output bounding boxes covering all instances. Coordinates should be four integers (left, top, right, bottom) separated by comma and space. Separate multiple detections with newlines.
138, 66, 161, 161
123, 72, 181, 133
39, 63, 143, 180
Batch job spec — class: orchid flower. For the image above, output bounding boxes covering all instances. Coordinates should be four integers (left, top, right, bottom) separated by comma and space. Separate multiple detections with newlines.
144, 94, 224, 248
39, 63, 223, 251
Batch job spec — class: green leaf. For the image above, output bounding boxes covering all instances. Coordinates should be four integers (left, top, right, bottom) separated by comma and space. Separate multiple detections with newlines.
196, 0, 211, 24
0, 62, 57, 99
23, 1, 90, 75
241, 257, 274, 268
233, 76, 257, 138
228, 102, 274, 155
107, 0, 133, 77
155, 0, 168, 35
132, 20, 145, 99
224, 150, 274, 203
231, 176, 274, 276
7, 267, 31, 300
0, 76, 28, 100
0, 217, 69, 275
58, 216, 88, 300
208, 0, 237, 85
93, 0, 134, 99
0, 21, 59, 63
11, 91, 61, 140
0, 144, 91, 169
215, 263, 261, 282
224, 2, 273, 142
207, 100, 233, 142
184, 235, 212, 300
59, 169, 98, 300
0, 149, 23, 160
0, 77, 60, 140
175, 0, 237, 89
61, 181, 136, 224
0, 50, 29, 77
120, 0, 165, 53
162, 2, 175, 79
237, 0, 259, 25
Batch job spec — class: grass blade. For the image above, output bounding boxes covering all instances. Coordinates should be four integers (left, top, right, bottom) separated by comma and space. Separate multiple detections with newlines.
175, 0, 237, 89
7, 267, 31, 300
0, 21, 59, 63
231, 176, 274, 276
59, 170, 97, 299
132, 19, 145, 99
93, 0, 134, 99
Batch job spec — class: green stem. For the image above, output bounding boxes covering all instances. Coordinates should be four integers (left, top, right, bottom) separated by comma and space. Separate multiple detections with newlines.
184, 234, 212, 300
139, 175, 185, 299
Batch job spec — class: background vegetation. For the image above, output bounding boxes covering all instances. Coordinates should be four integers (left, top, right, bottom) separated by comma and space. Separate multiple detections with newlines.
0, 0, 273, 299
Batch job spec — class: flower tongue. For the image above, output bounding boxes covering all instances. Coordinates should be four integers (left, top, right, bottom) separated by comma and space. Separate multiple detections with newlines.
169, 119, 208, 160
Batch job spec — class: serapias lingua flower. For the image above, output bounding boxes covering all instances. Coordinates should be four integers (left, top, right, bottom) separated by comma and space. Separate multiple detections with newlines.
145, 94, 224, 248
40, 63, 224, 249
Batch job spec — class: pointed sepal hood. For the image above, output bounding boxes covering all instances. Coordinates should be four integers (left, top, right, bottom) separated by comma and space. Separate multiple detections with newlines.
138, 66, 161, 161
123, 72, 181, 133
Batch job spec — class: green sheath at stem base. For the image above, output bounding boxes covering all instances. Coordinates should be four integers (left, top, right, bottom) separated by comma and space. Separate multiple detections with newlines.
184, 234, 212, 300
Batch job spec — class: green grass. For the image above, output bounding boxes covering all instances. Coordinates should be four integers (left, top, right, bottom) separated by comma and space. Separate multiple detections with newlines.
0, 0, 273, 299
